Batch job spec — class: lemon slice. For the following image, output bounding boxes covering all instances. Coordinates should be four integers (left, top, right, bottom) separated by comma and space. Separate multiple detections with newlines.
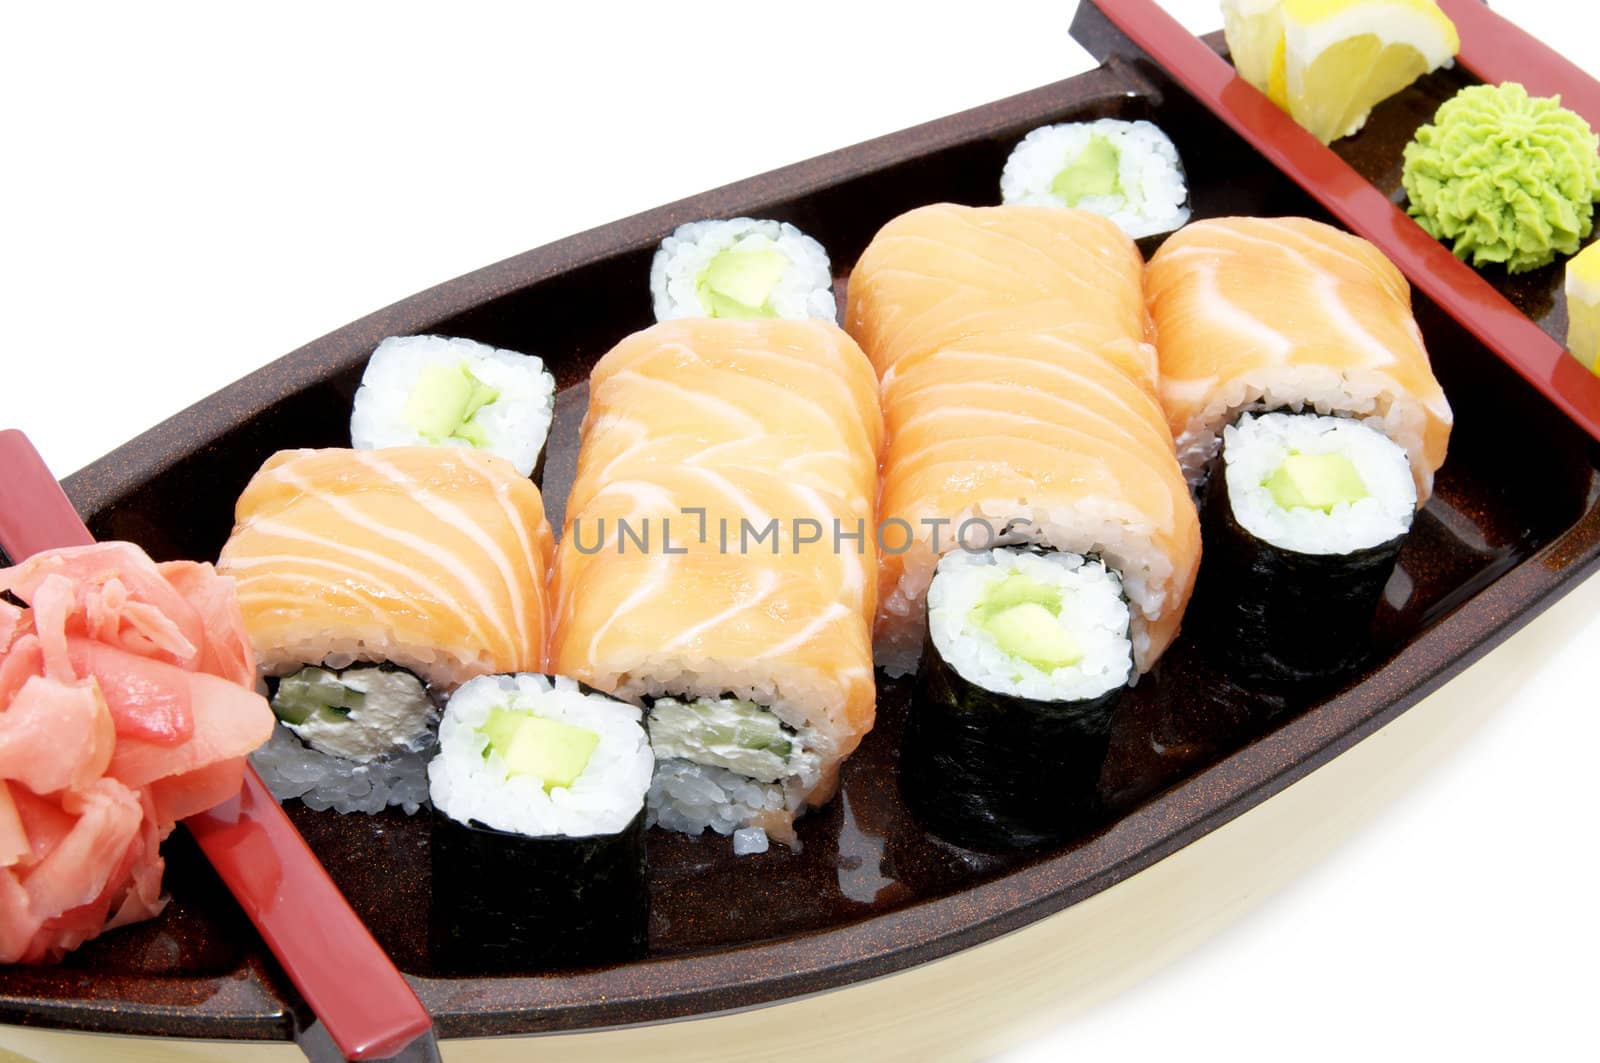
1568, 242, 1600, 374
1222, 0, 1459, 144
1221, 0, 1288, 94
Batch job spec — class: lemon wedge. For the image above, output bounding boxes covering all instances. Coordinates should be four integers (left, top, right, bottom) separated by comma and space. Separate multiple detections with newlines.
1222, 0, 1459, 144
1568, 242, 1600, 374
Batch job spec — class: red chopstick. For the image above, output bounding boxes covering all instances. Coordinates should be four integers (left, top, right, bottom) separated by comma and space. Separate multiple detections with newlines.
0, 429, 435, 1061
1093, 0, 1600, 444
1440, 0, 1600, 130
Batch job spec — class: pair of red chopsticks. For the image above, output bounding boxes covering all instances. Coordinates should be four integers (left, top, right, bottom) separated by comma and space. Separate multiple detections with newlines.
1086, 0, 1600, 444
0, 429, 436, 1062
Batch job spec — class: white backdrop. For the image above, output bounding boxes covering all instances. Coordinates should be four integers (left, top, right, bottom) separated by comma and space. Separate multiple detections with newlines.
3, 2, 1596, 1059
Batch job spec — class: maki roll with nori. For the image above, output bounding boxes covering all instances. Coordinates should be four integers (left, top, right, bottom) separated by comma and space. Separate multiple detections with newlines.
902, 547, 1133, 850
1197, 411, 1417, 687
650, 217, 837, 323
427, 673, 653, 973
1000, 119, 1191, 238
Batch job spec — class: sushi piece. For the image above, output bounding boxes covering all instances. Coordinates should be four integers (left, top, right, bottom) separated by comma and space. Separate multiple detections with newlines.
1199, 412, 1416, 685
1000, 119, 1191, 238
903, 548, 1130, 850
650, 217, 837, 323
428, 673, 652, 972
350, 334, 556, 478
847, 204, 1199, 849
1146, 217, 1451, 685
1144, 216, 1452, 500
551, 318, 882, 848
216, 447, 555, 814
0, 543, 274, 963
846, 205, 1199, 678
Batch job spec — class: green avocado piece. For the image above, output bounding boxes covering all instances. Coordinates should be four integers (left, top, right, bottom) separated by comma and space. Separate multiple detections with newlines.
480, 710, 600, 791
696, 242, 788, 318
1264, 451, 1369, 512
972, 571, 1063, 618
479, 707, 524, 757
982, 601, 1083, 672
403, 362, 501, 444
1051, 136, 1122, 206
272, 667, 363, 726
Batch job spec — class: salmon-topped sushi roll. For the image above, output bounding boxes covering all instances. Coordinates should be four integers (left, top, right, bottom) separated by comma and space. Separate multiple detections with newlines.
847, 204, 1200, 850
217, 446, 555, 813
845, 202, 1160, 395
847, 204, 1198, 679
1145, 215, 1451, 499
1145, 216, 1453, 687
551, 318, 882, 850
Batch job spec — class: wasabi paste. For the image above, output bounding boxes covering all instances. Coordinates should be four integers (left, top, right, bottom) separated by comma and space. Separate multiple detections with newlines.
1402, 82, 1600, 274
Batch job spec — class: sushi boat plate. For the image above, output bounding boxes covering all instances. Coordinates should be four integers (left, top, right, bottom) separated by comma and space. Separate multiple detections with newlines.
4, 9, 1600, 1055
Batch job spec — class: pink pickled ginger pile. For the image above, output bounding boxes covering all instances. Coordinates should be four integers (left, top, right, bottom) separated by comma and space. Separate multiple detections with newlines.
0, 543, 274, 964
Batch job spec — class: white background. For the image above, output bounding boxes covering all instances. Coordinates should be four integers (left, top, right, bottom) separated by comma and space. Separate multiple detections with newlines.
3, 2, 1596, 1060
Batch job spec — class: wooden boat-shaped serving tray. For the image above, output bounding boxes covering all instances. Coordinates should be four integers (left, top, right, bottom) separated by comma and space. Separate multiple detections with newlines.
3, 16, 1598, 1049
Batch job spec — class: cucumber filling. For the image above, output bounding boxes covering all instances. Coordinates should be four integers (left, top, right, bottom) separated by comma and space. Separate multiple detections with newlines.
694, 235, 789, 319
477, 706, 599, 792
646, 696, 809, 785
1051, 136, 1122, 205
270, 664, 436, 763
403, 361, 501, 447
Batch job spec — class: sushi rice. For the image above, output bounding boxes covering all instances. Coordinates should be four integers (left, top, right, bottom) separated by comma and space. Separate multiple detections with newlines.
1223, 412, 1416, 554
251, 663, 440, 815
1000, 119, 1190, 238
650, 218, 836, 323
351, 334, 556, 478
251, 723, 434, 815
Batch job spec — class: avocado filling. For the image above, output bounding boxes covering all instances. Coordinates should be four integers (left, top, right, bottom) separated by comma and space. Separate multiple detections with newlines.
403, 361, 501, 447
646, 696, 804, 784
694, 236, 789, 319
1264, 451, 1369, 512
477, 707, 600, 792
1051, 136, 1122, 206
969, 572, 1084, 673
270, 664, 436, 763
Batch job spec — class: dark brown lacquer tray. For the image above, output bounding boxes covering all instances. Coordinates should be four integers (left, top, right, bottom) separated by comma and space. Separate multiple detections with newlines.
4, 8, 1600, 1050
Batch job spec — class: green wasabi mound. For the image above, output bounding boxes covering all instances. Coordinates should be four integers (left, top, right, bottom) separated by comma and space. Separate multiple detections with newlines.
1402, 82, 1600, 274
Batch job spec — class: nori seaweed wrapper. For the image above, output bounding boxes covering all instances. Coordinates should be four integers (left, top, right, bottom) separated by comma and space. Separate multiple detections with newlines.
429, 807, 648, 974
901, 637, 1119, 852
1194, 448, 1405, 689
